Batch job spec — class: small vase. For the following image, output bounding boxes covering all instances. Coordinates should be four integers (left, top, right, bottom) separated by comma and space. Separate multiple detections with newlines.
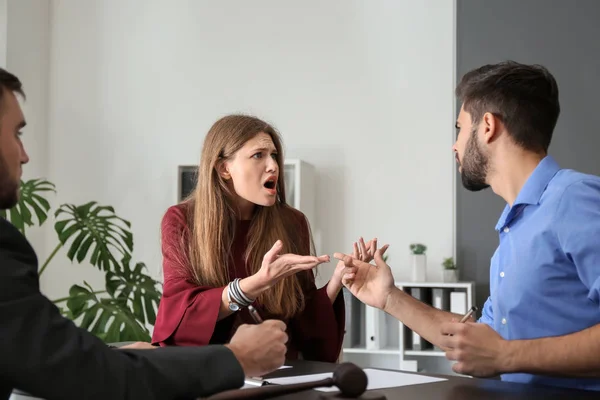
410, 254, 427, 281
443, 269, 458, 282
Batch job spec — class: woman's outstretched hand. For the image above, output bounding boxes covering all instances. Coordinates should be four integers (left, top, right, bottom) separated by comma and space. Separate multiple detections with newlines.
253, 240, 329, 291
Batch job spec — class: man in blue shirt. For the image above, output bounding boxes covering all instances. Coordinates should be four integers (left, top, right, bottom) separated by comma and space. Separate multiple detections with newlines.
336, 61, 600, 391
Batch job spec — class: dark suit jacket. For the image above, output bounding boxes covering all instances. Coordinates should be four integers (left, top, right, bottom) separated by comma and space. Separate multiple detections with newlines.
0, 217, 244, 400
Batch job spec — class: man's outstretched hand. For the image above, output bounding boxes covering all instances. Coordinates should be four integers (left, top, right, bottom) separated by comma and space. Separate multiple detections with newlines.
334, 245, 394, 311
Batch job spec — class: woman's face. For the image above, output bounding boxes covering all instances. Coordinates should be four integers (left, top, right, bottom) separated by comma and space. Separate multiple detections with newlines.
221, 132, 280, 218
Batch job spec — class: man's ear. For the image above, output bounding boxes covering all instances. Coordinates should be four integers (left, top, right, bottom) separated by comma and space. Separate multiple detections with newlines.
217, 160, 231, 180
481, 112, 501, 144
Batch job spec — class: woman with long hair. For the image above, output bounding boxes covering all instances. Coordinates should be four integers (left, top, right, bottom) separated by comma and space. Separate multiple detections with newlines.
151, 114, 360, 362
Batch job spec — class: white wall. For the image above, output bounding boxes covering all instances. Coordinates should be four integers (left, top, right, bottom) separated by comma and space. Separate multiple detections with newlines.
5, 0, 50, 182
43, 0, 456, 300
0, 0, 6, 67
4, 0, 51, 267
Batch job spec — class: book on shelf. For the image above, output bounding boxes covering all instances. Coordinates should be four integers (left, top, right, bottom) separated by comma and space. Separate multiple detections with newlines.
342, 288, 366, 349
366, 305, 387, 350
408, 287, 433, 351
432, 288, 450, 311
450, 291, 467, 315
431, 288, 450, 351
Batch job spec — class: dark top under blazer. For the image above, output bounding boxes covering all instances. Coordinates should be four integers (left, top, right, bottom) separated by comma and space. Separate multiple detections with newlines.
0, 217, 244, 400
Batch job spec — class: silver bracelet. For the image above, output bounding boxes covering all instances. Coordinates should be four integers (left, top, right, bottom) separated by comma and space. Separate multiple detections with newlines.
229, 279, 252, 308
226, 281, 241, 312
234, 278, 254, 305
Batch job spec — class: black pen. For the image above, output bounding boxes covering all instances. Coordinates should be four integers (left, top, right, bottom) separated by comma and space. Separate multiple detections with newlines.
246, 305, 277, 386
248, 305, 263, 324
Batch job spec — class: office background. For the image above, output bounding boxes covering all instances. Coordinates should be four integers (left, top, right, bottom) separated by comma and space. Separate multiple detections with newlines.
2, 0, 455, 301
1, 0, 599, 334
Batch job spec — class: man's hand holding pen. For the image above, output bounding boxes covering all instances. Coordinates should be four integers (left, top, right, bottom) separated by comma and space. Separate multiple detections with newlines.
439, 306, 510, 378
226, 306, 288, 378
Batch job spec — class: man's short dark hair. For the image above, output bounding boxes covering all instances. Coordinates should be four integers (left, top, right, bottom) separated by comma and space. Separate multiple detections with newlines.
456, 61, 560, 153
0, 68, 25, 116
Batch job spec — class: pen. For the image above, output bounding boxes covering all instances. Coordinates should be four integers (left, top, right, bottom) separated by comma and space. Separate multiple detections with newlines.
459, 306, 478, 323
248, 305, 263, 324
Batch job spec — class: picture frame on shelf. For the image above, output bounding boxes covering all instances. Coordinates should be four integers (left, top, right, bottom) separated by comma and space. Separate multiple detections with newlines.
177, 165, 198, 202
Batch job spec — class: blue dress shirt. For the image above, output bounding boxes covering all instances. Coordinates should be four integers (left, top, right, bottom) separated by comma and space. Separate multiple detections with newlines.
478, 155, 600, 391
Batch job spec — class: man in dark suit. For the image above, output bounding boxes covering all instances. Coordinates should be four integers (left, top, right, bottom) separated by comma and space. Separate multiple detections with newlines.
0, 67, 288, 400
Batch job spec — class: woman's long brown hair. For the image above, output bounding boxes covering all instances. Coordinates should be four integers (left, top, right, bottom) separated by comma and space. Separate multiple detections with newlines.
181, 114, 314, 319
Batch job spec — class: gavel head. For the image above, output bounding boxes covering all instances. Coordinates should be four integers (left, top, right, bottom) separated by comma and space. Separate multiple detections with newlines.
332, 362, 368, 398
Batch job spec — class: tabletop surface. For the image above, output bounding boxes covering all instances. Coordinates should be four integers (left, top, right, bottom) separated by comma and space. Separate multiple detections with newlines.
11, 357, 600, 400
247, 360, 600, 400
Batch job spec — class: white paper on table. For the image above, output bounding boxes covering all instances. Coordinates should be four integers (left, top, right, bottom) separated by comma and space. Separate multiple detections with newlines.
242, 366, 294, 389
266, 368, 447, 392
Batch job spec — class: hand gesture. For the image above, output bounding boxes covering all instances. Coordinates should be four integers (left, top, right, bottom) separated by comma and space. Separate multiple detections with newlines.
332, 237, 387, 282
329, 237, 387, 299
439, 321, 507, 377
227, 320, 288, 377
353, 237, 384, 264
334, 245, 393, 310
256, 240, 329, 289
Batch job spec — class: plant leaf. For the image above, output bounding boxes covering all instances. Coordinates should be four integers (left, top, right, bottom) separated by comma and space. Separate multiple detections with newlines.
0, 179, 55, 232
106, 256, 161, 326
54, 202, 133, 271
64, 282, 150, 342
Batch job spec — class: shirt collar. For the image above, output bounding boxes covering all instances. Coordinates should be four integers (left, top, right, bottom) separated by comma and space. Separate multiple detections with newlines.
494, 155, 560, 231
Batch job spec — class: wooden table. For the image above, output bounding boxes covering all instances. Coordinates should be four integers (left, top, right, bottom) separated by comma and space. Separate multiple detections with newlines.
255, 360, 599, 400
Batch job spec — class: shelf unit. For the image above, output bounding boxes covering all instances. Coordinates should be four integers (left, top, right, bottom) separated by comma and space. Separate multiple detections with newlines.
282, 159, 316, 227
342, 281, 475, 375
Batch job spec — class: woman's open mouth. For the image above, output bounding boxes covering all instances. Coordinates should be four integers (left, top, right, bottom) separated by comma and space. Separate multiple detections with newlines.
263, 177, 277, 195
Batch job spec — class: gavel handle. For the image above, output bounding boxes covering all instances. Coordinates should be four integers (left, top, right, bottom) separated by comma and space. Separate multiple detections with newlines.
206, 377, 334, 400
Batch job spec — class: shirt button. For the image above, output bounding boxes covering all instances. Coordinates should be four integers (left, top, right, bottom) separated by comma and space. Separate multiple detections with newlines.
500, 271, 505, 278
501, 318, 507, 325
503, 227, 510, 233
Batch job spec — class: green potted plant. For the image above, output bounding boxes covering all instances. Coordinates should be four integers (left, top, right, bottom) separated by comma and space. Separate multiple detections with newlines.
409, 243, 427, 281
442, 257, 458, 282
0, 178, 162, 343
